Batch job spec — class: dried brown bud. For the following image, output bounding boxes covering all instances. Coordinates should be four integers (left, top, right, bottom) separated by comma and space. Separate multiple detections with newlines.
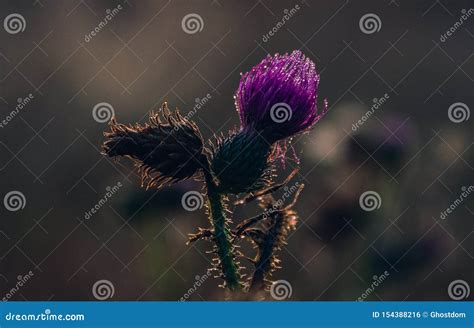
102, 103, 206, 189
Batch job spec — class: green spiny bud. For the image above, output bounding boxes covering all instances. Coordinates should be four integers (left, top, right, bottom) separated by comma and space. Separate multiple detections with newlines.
210, 131, 273, 194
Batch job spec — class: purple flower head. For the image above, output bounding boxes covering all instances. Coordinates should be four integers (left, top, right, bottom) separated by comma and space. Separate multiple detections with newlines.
235, 50, 328, 143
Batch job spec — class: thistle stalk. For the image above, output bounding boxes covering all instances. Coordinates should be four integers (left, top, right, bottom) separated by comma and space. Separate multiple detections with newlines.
250, 210, 285, 291
204, 170, 242, 291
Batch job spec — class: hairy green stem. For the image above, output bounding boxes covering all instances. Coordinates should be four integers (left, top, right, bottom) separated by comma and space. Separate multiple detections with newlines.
204, 171, 242, 291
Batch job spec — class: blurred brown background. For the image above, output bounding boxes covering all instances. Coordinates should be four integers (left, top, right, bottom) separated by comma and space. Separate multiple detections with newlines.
0, 0, 473, 301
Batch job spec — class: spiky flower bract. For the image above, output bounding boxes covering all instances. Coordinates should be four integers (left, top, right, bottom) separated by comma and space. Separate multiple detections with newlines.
235, 50, 328, 143
210, 131, 273, 194
102, 103, 206, 189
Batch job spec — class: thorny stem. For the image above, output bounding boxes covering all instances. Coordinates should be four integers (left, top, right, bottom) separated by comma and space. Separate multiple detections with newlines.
249, 209, 285, 291
204, 170, 242, 291
249, 183, 304, 291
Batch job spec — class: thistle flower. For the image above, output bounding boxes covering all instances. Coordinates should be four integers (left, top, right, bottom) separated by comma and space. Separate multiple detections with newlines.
235, 50, 328, 142
102, 103, 206, 189
211, 50, 327, 194
101, 51, 330, 296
